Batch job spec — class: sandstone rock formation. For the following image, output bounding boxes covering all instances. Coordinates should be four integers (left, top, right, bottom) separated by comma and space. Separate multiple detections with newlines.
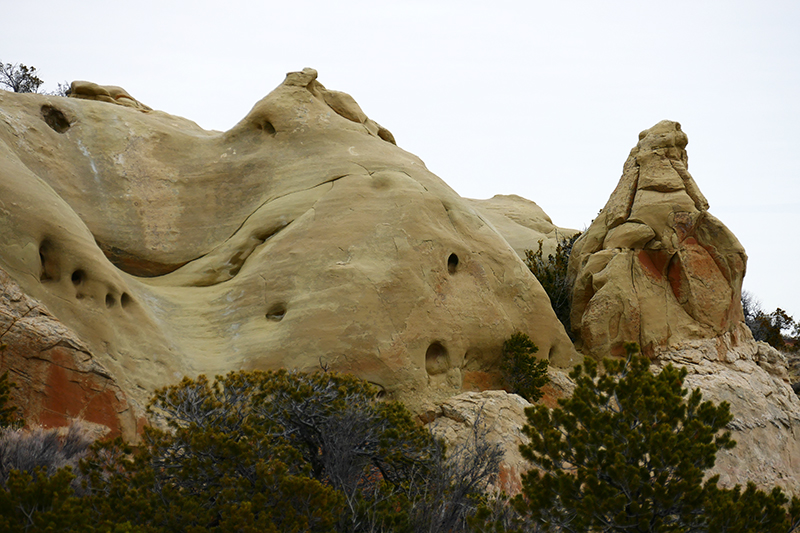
654, 333, 800, 495
68, 81, 152, 111
0, 68, 578, 426
426, 390, 532, 495
0, 268, 142, 440
424, 368, 576, 495
569, 120, 747, 358
467, 195, 579, 261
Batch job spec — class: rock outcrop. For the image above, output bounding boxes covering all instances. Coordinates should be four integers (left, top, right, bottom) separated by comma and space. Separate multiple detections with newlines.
655, 334, 800, 495
0, 268, 143, 440
428, 337, 800, 496
569, 120, 747, 358
467, 195, 580, 261
424, 368, 576, 495
0, 68, 578, 421
426, 390, 532, 495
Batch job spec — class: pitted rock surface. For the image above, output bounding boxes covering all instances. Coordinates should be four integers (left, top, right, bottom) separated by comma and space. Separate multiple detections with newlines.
0, 69, 578, 420
0, 268, 143, 440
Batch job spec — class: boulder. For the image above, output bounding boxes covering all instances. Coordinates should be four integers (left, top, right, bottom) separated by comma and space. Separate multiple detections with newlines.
425, 390, 532, 495
0, 69, 579, 422
424, 368, 576, 495
569, 120, 747, 358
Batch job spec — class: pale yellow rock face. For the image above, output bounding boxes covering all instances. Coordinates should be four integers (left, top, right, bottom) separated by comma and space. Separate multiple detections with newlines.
569, 120, 747, 358
466, 195, 579, 261
0, 69, 578, 418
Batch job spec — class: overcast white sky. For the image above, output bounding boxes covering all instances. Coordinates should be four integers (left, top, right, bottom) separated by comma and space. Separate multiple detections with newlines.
4, 0, 799, 321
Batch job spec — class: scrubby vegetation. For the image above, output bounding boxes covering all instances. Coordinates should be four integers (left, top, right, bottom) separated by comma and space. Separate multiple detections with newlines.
500, 332, 549, 403
2, 341, 800, 531
513, 343, 800, 532
743, 291, 799, 354
0, 60, 69, 95
0, 369, 505, 532
524, 232, 581, 339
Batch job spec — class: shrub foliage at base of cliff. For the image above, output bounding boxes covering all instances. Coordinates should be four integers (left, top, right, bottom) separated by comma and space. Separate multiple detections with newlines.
524, 232, 580, 339
501, 332, 549, 403
512, 343, 800, 533
0, 369, 504, 532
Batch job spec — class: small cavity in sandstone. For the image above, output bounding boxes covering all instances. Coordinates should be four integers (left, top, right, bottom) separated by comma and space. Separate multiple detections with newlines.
40, 105, 71, 133
38, 240, 59, 282
120, 293, 132, 308
372, 384, 387, 400
447, 253, 459, 274
105, 294, 116, 308
257, 121, 276, 135
71, 269, 85, 286
266, 304, 286, 322
425, 342, 449, 375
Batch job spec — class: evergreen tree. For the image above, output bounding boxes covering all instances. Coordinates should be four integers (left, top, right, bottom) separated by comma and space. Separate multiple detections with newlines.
501, 332, 550, 403
525, 232, 581, 339
515, 343, 800, 532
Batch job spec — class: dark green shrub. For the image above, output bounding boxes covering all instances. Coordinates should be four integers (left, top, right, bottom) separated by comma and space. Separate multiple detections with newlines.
743, 291, 799, 354
79, 369, 501, 533
501, 332, 549, 403
0, 372, 19, 429
524, 232, 581, 339
514, 342, 800, 532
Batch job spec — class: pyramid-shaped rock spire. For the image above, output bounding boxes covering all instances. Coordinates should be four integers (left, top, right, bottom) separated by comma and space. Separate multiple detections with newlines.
569, 120, 748, 358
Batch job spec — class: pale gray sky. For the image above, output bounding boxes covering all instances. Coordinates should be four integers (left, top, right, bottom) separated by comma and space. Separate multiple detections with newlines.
4, 0, 799, 320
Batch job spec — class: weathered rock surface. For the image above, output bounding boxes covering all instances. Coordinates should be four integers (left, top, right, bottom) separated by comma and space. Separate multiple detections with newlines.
569, 120, 747, 358
0, 69, 578, 421
655, 333, 800, 495
0, 268, 143, 440
424, 368, 575, 494
467, 195, 579, 261
426, 390, 532, 494
428, 337, 800, 496
68, 81, 152, 111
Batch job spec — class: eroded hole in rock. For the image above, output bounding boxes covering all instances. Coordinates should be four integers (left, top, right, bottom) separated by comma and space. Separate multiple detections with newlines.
425, 342, 449, 375
40, 105, 71, 133
257, 121, 276, 135
71, 269, 85, 286
447, 253, 459, 274
105, 294, 116, 308
38, 239, 60, 282
120, 293, 132, 308
370, 383, 387, 400
96, 240, 189, 277
266, 304, 286, 322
